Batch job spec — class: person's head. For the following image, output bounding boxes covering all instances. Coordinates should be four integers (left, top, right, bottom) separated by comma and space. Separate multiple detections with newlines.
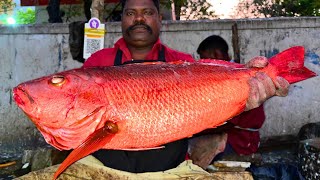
197, 35, 231, 61
121, 0, 162, 49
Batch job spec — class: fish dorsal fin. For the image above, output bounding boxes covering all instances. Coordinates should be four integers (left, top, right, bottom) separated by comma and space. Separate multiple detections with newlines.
198, 59, 245, 68
53, 121, 118, 180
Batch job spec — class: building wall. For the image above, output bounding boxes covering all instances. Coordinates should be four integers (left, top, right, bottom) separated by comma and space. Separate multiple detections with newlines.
0, 17, 319, 156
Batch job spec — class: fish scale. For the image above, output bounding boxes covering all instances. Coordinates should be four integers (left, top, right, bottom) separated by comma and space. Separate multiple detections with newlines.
102, 65, 249, 149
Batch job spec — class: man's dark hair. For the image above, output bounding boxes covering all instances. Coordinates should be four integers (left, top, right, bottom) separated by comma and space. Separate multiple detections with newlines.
120, 0, 160, 12
197, 35, 229, 55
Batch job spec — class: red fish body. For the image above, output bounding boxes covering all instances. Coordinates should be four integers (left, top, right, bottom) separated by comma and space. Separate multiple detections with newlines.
14, 60, 251, 150
13, 46, 316, 179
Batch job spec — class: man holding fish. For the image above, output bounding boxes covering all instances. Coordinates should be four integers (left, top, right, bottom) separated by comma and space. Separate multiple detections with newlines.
15, 0, 316, 178
84, 0, 290, 173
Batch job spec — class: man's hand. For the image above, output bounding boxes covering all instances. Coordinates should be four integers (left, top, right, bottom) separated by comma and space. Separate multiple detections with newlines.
245, 56, 290, 111
188, 133, 228, 169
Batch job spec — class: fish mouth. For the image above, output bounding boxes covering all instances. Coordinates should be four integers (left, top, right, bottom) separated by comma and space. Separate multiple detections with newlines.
13, 85, 40, 125
13, 85, 35, 108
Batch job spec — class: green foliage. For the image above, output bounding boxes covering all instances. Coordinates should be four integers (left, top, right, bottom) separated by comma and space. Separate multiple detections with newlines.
160, 0, 216, 20
61, 5, 83, 22
15, 8, 36, 24
161, 0, 188, 8
0, 0, 16, 14
160, 0, 188, 20
180, 0, 216, 20
247, 0, 320, 17
0, 14, 8, 24
280, 0, 320, 16
0, 0, 35, 25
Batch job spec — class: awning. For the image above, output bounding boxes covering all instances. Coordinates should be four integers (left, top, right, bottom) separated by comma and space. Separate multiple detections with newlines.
21, 0, 120, 6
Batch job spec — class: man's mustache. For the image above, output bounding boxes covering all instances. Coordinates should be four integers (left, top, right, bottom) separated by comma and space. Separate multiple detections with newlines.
126, 23, 153, 34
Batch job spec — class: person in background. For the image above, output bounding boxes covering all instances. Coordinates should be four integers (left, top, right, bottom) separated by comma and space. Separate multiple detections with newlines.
84, 0, 289, 173
197, 35, 231, 61
189, 35, 266, 169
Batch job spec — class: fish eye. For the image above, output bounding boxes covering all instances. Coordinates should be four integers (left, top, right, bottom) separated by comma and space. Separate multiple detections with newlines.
49, 75, 66, 87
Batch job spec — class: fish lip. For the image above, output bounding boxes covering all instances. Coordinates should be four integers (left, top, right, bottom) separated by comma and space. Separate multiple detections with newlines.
13, 86, 26, 106
13, 85, 34, 107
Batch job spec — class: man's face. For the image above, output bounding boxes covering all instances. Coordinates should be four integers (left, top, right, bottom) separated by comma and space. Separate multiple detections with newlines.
122, 0, 162, 48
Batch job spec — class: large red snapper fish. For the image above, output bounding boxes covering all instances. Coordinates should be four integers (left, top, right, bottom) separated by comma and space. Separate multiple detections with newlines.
13, 46, 316, 179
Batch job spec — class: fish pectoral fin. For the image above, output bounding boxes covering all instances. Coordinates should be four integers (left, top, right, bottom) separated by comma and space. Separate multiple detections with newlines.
120, 146, 165, 151
53, 121, 118, 180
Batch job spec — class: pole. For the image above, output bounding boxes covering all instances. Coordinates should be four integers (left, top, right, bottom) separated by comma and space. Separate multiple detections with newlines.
91, 0, 104, 21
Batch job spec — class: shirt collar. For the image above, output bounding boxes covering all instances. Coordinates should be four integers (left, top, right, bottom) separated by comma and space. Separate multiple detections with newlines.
114, 38, 163, 60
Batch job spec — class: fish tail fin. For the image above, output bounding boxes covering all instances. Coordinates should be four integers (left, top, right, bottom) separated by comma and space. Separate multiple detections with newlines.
268, 46, 317, 84
53, 122, 118, 180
